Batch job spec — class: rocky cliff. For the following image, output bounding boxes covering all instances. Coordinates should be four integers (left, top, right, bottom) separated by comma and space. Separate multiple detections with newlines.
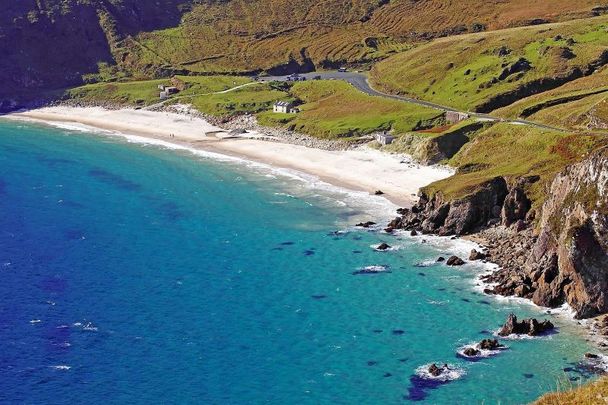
0, 0, 192, 108
389, 148, 608, 319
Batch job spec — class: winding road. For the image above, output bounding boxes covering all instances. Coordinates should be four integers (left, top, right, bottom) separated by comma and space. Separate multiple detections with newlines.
262, 72, 565, 132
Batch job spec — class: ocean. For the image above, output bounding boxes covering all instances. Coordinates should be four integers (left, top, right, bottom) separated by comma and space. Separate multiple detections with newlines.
0, 119, 600, 404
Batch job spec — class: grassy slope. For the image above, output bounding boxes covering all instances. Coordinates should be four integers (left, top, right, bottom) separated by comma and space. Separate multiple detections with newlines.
258, 81, 439, 138
66, 76, 254, 107
370, 16, 608, 112
422, 123, 602, 208
494, 66, 608, 130
65, 78, 438, 138
119, 0, 604, 76
533, 378, 608, 405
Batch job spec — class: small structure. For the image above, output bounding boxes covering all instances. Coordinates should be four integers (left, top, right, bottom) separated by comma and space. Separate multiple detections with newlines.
445, 111, 470, 124
159, 86, 180, 100
273, 101, 299, 114
375, 132, 395, 146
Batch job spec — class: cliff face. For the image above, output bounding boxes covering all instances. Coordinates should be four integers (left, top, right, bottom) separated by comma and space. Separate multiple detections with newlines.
0, 0, 192, 106
390, 148, 608, 319
528, 147, 608, 318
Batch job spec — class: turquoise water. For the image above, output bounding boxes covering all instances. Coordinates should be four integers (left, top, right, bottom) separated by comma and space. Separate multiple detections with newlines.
0, 120, 599, 404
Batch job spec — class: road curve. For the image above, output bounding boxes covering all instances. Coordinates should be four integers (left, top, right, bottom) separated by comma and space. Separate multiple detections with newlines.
262, 72, 566, 132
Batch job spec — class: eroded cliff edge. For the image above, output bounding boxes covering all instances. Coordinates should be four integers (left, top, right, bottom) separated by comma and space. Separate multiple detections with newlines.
389, 147, 608, 319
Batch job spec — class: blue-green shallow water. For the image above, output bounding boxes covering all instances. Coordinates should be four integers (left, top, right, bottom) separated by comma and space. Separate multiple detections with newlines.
0, 119, 599, 404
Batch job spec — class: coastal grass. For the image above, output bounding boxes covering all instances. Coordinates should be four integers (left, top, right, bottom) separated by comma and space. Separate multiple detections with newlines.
422, 123, 602, 208
376, 120, 488, 162
534, 377, 608, 404
258, 80, 440, 139
185, 83, 289, 116
65, 75, 253, 107
494, 66, 608, 129
370, 16, 608, 112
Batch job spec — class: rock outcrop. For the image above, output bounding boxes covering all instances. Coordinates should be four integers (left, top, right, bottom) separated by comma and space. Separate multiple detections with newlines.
498, 314, 554, 336
525, 147, 608, 318
388, 147, 608, 319
388, 176, 508, 236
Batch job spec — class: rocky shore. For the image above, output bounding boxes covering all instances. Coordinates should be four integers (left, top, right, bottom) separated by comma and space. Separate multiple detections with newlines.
385, 147, 608, 336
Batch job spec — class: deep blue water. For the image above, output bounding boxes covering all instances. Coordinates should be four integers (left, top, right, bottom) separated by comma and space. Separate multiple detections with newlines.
0, 120, 599, 404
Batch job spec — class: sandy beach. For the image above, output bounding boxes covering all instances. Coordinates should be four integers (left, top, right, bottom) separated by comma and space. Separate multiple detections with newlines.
4, 106, 453, 207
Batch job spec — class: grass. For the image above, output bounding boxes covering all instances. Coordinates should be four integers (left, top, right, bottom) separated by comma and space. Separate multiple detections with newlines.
534, 377, 608, 405
422, 123, 602, 209
375, 120, 488, 164
185, 83, 288, 116
370, 16, 608, 112
257, 80, 440, 139
65, 75, 253, 107
495, 67, 608, 117
115, 0, 603, 77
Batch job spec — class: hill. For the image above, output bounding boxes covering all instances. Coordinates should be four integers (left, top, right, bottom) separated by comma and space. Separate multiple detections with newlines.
370, 16, 608, 113
2, 0, 606, 106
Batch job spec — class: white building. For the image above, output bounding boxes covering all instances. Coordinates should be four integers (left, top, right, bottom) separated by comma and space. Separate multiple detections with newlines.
273, 101, 299, 114
375, 132, 395, 146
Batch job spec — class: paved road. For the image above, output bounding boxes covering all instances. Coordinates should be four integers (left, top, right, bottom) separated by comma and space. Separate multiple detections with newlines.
262, 72, 565, 132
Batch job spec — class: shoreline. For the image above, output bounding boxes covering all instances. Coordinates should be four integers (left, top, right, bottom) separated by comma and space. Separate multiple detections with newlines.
3, 106, 453, 208
5, 106, 605, 351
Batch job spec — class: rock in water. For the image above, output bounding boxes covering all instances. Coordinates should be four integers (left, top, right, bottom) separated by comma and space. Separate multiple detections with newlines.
463, 347, 481, 357
446, 256, 465, 266
376, 243, 391, 251
498, 314, 554, 336
469, 249, 486, 261
375, 190, 385, 196
356, 221, 376, 228
437, 257, 446, 262
479, 339, 503, 350
428, 364, 443, 377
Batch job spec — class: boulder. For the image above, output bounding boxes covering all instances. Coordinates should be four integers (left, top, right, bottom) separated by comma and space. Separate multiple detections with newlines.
479, 339, 503, 350
463, 347, 480, 357
356, 221, 376, 228
374, 190, 385, 196
498, 314, 554, 336
469, 249, 486, 261
446, 256, 465, 266
376, 243, 391, 251
428, 364, 443, 377
437, 257, 446, 262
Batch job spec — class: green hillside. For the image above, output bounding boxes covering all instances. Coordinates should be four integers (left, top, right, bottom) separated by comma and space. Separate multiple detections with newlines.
370, 16, 608, 113
2, 0, 606, 106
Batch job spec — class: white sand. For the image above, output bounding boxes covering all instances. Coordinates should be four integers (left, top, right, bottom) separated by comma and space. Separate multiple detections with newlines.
5, 106, 454, 207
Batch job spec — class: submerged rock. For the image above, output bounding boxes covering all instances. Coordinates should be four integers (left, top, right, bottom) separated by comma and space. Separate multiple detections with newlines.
498, 314, 555, 336
356, 221, 376, 228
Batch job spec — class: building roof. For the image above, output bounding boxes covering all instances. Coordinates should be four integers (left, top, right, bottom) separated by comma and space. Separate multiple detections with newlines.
274, 101, 293, 107
376, 133, 394, 139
